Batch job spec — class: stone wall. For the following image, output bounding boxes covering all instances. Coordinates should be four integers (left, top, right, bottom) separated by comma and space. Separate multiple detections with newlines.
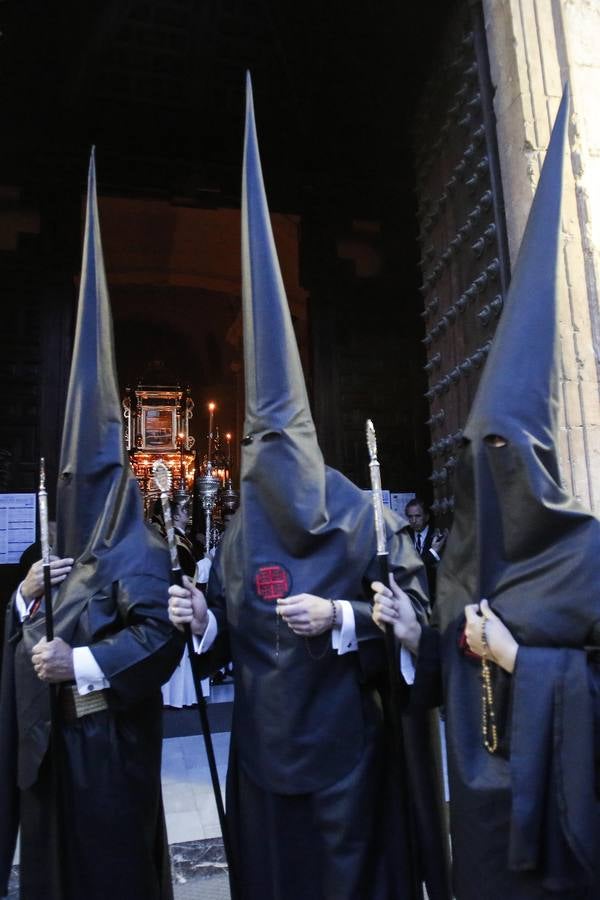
482, 0, 600, 510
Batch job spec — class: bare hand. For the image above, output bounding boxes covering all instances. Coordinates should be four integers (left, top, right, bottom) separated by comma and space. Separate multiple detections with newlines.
276, 594, 337, 637
168, 576, 209, 635
31, 636, 74, 683
431, 529, 448, 554
371, 573, 422, 654
21, 556, 74, 602
464, 598, 518, 673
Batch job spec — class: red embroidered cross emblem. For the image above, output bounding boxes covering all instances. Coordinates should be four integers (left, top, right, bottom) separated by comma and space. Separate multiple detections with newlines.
254, 565, 291, 602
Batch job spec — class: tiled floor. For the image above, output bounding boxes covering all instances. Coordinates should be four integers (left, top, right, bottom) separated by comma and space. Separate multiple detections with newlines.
161, 684, 233, 897
162, 731, 230, 843
162, 681, 232, 843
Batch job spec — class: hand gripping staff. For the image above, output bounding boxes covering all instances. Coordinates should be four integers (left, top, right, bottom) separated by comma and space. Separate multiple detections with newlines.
153, 461, 238, 898
365, 421, 423, 900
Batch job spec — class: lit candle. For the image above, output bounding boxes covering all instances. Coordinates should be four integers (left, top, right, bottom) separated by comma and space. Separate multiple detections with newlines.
226, 433, 232, 467
207, 402, 216, 465
178, 432, 185, 486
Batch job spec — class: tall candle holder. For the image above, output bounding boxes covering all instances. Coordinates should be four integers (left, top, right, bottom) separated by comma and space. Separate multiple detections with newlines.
197, 467, 221, 557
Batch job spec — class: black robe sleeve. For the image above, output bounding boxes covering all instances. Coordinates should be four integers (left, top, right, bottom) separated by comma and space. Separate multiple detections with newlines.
410, 624, 443, 710
89, 573, 184, 706
190, 561, 232, 679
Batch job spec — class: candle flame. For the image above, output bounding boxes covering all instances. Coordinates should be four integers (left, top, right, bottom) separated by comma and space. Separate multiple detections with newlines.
208, 402, 216, 412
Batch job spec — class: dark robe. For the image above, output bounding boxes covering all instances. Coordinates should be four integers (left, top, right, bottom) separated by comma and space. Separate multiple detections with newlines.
173, 528, 196, 579
150, 520, 197, 579
210, 75, 449, 900
411, 624, 600, 899
0, 549, 184, 900
195, 503, 449, 900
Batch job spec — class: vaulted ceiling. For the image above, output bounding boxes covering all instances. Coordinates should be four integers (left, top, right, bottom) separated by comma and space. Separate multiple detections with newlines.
0, 0, 450, 218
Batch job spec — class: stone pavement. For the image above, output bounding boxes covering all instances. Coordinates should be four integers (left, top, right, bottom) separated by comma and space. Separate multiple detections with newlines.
6, 840, 232, 900
173, 871, 230, 899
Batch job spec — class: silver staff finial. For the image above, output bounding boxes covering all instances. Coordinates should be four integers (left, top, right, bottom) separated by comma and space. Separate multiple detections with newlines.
366, 419, 378, 461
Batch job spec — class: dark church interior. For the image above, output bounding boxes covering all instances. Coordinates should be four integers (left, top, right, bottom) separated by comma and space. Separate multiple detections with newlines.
0, 0, 510, 597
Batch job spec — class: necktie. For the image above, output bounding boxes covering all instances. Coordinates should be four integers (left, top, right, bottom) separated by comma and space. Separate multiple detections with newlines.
415, 533, 422, 554
29, 596, 43, 618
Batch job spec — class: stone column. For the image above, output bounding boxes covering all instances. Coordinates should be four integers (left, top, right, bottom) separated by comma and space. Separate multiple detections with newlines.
482, 0, 600, 511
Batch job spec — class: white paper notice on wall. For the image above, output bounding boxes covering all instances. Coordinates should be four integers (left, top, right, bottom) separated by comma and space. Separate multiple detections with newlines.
0, 494, 36, 564
390, 493, 416, 516
364, 489, 391, 508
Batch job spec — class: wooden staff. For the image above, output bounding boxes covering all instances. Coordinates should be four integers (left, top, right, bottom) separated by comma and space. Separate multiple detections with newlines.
365, 421, 423, 900
152, 461, 238, 898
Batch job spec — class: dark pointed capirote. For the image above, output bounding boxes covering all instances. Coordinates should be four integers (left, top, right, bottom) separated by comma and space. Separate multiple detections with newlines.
211, 73, 449, 900
435, 85, 600, 897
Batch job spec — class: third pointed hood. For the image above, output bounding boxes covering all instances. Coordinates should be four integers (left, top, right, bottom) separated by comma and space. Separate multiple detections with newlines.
437, 86, 600, 643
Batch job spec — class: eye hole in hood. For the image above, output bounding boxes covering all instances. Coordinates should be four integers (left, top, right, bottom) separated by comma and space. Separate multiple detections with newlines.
484, 434, 508, 448
260, 431, 282, 443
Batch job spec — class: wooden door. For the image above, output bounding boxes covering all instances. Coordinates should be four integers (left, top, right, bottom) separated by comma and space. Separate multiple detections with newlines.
413, 1, 511, 523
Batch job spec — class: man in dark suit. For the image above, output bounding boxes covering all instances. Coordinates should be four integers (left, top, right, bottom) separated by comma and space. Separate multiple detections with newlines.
405, 498, 447, 605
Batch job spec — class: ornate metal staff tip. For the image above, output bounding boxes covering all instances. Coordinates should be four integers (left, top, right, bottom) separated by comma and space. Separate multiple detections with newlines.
365, 419, 378, 461
39, 457, 46, 489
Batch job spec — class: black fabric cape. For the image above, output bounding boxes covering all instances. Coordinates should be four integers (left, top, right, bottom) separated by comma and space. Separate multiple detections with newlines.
0, 527, 184, 900
427, 88, 600, 898
412, 626, 600, 900
195, 498, 450, 900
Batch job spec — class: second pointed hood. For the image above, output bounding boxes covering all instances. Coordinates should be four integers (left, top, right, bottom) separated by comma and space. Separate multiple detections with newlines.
240, 73, 329, 544
236, 74, 410, 579
241, 73, 312, 436
437, 88, 600, 643
212, 79, 428, 799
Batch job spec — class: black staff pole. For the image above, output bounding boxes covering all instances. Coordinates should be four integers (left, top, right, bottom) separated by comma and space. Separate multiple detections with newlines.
365, 421, 423, 900
153, 461, 238, 899
38, 457, 63, 890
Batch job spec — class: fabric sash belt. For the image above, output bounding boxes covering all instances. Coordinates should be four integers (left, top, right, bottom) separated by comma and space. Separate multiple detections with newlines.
59, 684, 109, 723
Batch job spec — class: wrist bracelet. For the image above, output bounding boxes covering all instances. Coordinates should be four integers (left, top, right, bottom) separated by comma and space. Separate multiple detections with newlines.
330, 599, 337, 628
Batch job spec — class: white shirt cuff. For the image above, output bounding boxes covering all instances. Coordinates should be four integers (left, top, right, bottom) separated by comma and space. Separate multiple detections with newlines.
428, 548, 440, 562
192, 609, 218, 654
400, 646, 416, 685
15, 583, 32, 622
73, 647, 110, 695
331, 600, 358, 655
195, 557, 212, 585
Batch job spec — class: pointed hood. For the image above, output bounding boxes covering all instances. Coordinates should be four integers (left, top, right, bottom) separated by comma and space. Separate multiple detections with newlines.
54, 150, 168, 599
437, 87, 600, 643
214, 76, 426, 798
242, 72, 312, 435
240, 72, 328, 544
